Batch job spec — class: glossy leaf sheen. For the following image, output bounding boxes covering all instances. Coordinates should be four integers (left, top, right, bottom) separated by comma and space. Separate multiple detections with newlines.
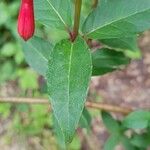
83, 0, 150, 39
23, 36, 53, 76
47, 37, 92, 143
34, 0, 72, 29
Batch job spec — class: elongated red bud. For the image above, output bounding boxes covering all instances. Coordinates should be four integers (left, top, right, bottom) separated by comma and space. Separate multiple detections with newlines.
18, 0, 35, 41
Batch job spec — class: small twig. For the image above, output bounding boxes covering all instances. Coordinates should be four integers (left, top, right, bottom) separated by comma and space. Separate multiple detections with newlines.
0, 97, 132, 115
85, 101, 132, 115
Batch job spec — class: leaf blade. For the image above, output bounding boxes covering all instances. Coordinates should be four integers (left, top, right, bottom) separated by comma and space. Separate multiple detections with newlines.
101, 111, 121, 134
79, 108, 92, 130
100, 36, 141, 59
83, 0, 150, 39
123, 110, 150, 129
47, 37, 92, 143
104, 134, 120, 150
92, 48, 130, 76
23, 36, 53, 76
35, 0, 72, 30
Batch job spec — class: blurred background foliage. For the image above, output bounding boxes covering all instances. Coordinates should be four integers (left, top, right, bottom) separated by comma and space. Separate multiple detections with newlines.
0, 0, 57, 149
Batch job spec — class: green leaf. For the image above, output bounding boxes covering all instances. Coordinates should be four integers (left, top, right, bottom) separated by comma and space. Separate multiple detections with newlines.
92, 48, 130, 76
47, 37, 92, 143
121, 136, 136, 150
35, 0, 72, 30
0, 104, 11, 119
104, 134, 120, 150
101, 111, 121, 134
23, 36, 53, 76
0, 3, 9, 25
100, 36, 141, 59
0, 61, 16, 83
83, 0, 150, 39
79, 108, 92, 130
1, 42, 17, 57
131, 134, 150, 148
123, 110, 150, 129
101, 36, 138, 52
17, 69, 38, 90
53, 116, 66, 150
24, 44, 130, 78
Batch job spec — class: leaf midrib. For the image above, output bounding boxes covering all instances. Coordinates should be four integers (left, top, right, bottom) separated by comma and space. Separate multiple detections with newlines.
67, 43, 73, 130
87, 7, 150, 35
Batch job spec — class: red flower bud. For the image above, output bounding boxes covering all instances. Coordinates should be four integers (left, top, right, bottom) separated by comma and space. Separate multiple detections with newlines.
18, 0, 35, 41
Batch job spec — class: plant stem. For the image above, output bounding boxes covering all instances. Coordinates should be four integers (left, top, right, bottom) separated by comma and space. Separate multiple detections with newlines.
72, 0, 82, 42
92, 0, 98, 8
0, 97, 132, 115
